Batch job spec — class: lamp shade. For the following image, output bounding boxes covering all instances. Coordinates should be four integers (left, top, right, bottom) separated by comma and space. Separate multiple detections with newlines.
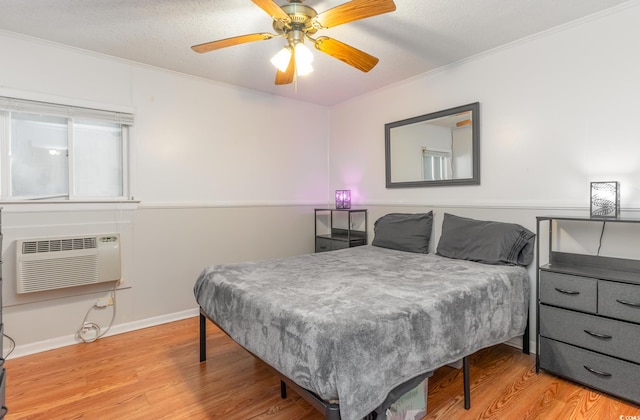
271, 47, 292, 72
294, 43, 314, 75
335, 190, 351, 209
590, 181, 619, 218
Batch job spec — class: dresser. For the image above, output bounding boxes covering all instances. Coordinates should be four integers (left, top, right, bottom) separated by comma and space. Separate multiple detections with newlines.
314, 209, 368, 253
536, 216, 640, 405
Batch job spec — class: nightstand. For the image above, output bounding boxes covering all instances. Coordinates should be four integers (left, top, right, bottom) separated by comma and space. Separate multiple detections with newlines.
314, 209, 367, 252
536, 216, 640, 405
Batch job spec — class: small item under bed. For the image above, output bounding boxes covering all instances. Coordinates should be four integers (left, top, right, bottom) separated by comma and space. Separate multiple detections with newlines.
194, 244, 530, 420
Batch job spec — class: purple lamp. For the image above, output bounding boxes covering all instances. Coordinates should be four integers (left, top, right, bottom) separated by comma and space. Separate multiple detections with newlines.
335, 190, 351, 209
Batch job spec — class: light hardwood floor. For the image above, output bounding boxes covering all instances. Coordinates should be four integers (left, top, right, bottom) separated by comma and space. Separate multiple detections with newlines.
5, 316, 640, 419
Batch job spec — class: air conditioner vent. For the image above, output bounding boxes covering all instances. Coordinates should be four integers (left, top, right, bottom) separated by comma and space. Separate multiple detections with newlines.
16, 234, 121, 293
22, 237, 97, 254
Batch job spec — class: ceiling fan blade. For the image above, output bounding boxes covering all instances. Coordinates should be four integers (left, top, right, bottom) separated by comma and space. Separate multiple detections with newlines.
314, 36, 379, 72
191, 33, 275, 53
314, 0, 396, 29
275, 51, 296, 85
252, 0, 291, 21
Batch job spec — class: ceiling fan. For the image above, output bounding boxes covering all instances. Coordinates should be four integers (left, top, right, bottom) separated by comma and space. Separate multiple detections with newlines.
191, 0, 397, 85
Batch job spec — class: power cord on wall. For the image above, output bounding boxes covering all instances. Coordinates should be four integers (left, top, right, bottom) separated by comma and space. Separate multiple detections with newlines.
2, 332, 16, 361
76, 281, 119, 343
597, 221, 606, 256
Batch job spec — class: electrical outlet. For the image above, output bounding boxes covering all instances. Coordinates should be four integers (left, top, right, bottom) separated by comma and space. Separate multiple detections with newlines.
96, 297, 113, 308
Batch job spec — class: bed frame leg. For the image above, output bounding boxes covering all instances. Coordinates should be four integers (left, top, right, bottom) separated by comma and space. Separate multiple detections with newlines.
199, 312, 207, 362
463, 356, 470, 410
522, 315, 530, 354
325, 404, 340, 420
280, 381, 287, 399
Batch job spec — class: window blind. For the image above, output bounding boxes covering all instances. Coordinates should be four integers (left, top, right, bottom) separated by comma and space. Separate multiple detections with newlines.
0, 96, 134, 125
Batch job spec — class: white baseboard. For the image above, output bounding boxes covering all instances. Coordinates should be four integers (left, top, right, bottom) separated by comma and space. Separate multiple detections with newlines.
503, 336, 537, 355
7, 307, 199, 359
7, 311, 538, 360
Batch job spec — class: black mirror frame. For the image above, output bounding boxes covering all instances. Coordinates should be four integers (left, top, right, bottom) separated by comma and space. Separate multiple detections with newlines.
385, 102, 480, 188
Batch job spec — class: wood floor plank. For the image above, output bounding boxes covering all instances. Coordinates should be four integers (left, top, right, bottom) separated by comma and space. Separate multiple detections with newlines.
5, 316, 640, 419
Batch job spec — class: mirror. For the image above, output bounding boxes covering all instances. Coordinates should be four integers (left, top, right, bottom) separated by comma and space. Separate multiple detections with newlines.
385, 102, 479, 188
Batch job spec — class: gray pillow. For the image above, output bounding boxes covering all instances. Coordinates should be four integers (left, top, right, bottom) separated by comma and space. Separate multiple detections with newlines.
436, 213, 535, 266
372, 212, 433, 253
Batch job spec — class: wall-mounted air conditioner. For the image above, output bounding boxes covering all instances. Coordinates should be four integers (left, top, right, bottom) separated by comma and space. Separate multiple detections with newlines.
16, 233, 121, 294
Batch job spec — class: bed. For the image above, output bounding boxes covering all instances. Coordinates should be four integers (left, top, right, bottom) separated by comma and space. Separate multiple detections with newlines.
194, 212, 534, 420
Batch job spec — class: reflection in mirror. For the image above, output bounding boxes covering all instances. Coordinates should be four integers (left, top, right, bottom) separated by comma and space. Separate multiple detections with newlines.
385, 103, 479, 188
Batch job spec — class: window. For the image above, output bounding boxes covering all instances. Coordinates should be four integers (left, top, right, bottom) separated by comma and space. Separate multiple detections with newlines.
422, 148, 453, 181
0, 96, 133, 200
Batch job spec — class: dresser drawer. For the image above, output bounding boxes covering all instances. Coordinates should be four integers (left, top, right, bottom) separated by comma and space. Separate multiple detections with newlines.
540, 305, 640, 364
315, 237, 349, 252
539, 271, 597, 312
598, 281, 640, 324
540, 337, 640, 404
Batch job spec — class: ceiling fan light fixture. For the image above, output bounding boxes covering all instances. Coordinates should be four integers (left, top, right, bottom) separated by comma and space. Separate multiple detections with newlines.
294, 42, 314, 75
270, 46, 293, 72
193, 0, 398, 85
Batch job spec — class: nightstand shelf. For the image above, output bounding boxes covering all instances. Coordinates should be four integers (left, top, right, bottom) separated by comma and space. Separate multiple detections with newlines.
314, 209, 367, 253
536, 216, 640, 405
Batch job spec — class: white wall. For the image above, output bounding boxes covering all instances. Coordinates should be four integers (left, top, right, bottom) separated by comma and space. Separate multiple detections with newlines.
0, 31, 330, 356
390, 123, 451, 182
130, 66, 328, 205
327, 3, 640, 350
329, 3, 640, 209
452, 126, 472, 179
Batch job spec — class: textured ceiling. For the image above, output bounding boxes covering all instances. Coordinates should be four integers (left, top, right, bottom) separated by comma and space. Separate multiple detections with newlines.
0, 0, 630, 105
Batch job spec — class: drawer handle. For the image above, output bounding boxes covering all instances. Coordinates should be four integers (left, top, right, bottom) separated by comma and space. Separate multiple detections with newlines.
583, 330, 612, 340
555, 287, 580, 295
583, 365, 612, 378
616, 299, 640, 308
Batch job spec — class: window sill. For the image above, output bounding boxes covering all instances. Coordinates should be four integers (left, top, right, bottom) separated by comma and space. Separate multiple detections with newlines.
0, 199, 140, 213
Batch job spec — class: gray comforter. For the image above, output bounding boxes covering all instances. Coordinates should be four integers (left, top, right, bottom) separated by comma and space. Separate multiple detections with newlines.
194, 245, 529, 420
